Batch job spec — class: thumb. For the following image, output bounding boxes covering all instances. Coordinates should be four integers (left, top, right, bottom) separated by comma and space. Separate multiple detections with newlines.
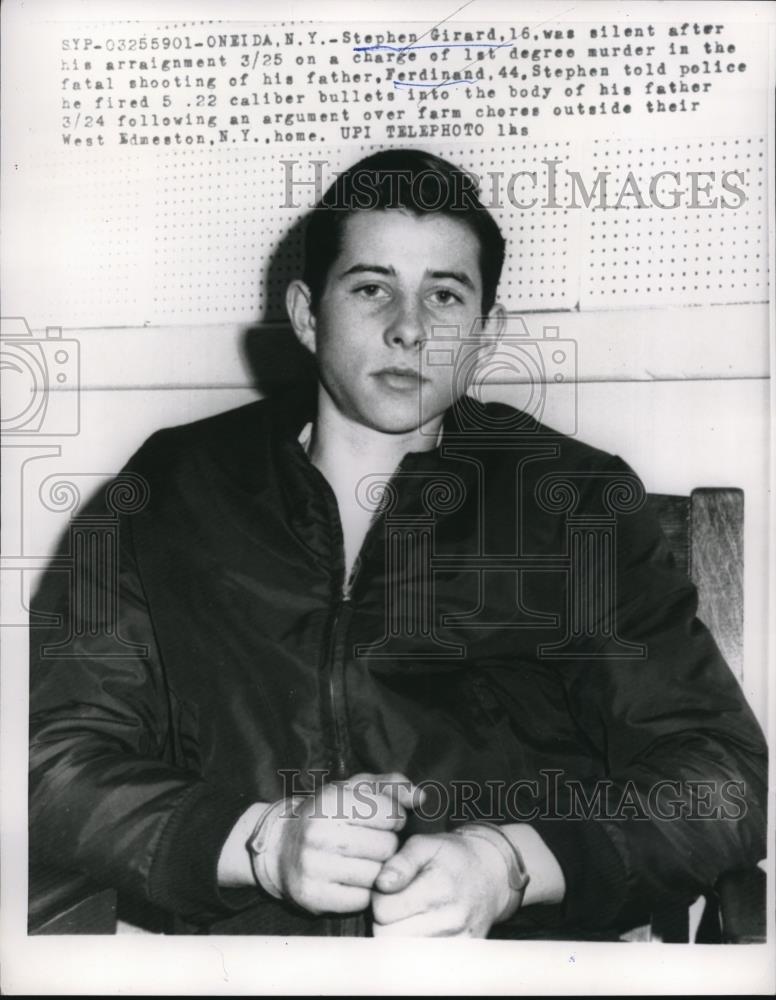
374, 836, 433, 894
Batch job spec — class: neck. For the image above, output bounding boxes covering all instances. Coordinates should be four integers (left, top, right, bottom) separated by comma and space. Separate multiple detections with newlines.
308, 386, 443, 485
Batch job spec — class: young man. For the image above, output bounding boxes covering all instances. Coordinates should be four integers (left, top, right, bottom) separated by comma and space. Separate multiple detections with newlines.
29, 150, 767, 939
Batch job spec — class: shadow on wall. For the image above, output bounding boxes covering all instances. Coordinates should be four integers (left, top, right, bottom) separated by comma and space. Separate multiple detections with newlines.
240, 213, 318, 401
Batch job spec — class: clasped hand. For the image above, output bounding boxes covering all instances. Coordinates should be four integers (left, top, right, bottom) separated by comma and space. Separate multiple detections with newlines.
262, 772, 514, 938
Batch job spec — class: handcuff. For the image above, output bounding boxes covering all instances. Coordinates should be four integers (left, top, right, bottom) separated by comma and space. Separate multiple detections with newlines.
246, 796, 304, 899
454, 821, 531, 920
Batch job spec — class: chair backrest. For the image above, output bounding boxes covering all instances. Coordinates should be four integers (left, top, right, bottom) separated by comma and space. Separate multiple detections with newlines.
647, 488, 744, 680
638, 488, 763, 945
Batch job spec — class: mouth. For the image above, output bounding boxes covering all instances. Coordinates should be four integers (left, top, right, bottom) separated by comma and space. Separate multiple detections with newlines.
373, 366, 427, 381
372, 367, 428, 393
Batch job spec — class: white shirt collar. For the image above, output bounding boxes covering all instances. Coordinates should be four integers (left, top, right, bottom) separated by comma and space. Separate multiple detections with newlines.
297, 421, 314, 455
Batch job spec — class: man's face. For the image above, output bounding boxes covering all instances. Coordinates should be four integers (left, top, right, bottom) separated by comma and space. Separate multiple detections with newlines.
303, 209, 496, 435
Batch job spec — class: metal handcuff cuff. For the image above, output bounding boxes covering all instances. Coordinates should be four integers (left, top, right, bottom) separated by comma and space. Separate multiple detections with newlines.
453, 821, 531, 920
246, 797, 305, 898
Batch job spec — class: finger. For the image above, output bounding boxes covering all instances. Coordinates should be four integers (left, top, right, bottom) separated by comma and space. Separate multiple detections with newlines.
347, 773, 427, 815
310, 883, 371, 916
371, 866, 447, 925
372, 908, 466, 937
305, 851, 384, 889
341, 799, 407, 831
302, 817, 399, 861
374, 834, 442, 894
344, 791, 407, 832
324, 824, 399, 863
316, 783, 406, 831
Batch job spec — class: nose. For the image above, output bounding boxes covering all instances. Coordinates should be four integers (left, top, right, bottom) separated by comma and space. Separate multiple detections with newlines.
384, 295, 425, 351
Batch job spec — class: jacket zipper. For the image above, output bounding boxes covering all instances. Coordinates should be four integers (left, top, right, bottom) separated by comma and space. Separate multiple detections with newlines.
326, 590, 352, 782
324, 485, 392, 782
322, 472, 403, 939
323, 562, 366, 937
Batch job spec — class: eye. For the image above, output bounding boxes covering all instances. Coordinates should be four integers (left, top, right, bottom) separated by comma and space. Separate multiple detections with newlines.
429, 288, 463, 306
354, 283, 389, 300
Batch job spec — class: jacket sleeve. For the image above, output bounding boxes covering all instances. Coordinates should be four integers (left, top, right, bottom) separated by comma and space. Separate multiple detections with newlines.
526, 454, 768, 931
28, 439, 260, 926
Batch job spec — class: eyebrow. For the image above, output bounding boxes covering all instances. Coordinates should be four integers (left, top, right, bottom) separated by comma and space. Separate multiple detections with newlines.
339, 264, 476, 290
339, 264, 395, 278
428, 269, 476, 291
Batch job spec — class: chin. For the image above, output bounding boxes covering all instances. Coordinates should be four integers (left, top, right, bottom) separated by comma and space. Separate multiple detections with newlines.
358, 400, 430, 436
365, 414, 425, 435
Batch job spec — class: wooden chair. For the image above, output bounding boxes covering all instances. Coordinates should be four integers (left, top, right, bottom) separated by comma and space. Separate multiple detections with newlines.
28, 488, 766, 939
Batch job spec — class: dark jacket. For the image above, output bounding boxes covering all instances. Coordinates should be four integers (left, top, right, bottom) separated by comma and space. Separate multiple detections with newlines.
28, 395, 767, 937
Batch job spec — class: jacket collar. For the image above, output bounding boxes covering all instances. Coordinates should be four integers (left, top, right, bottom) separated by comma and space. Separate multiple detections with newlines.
267, 385, 495, 463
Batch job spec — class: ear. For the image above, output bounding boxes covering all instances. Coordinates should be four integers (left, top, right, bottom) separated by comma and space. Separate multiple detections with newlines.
476, 302, 506, 367
286, 279, 317, 354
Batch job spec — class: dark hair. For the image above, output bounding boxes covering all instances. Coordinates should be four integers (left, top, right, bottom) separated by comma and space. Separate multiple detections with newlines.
302, 149, 505, 314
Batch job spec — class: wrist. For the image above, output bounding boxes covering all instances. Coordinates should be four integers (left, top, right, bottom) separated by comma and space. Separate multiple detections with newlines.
500, 824, 566, 908
246, 796, 304, 899
217, 802, 268, 887
454, 822, 530, 923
